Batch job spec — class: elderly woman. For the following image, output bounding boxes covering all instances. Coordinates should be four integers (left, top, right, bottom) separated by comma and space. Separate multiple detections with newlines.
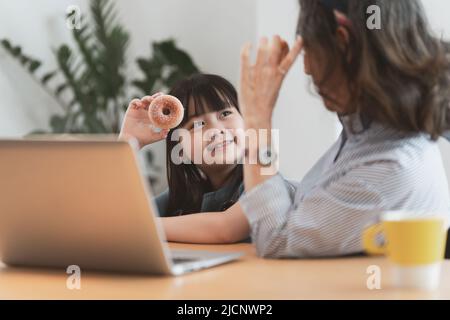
157, 0, 450, 259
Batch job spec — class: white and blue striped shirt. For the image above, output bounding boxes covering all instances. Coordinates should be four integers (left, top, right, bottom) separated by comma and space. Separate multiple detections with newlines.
239, 113, 450, 258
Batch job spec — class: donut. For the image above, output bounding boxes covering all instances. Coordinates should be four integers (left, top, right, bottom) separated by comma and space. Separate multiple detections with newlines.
148, 95, 184, 129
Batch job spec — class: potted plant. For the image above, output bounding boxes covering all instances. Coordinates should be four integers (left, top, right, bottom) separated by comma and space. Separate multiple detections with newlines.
1, 0, 200, 186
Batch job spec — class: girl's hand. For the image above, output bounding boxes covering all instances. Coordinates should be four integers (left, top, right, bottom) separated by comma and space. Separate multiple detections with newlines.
161, 202, 249, 244
119, 93, 170, 149
239, 35, 303, 129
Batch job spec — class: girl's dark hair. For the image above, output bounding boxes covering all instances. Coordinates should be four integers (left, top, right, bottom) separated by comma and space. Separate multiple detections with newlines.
298, 0, 450, 139
165, 73, 243, 215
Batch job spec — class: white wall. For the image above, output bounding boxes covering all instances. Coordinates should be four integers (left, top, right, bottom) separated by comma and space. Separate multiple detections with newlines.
1, 0, 449, 193
0, 0, 85, 137
257, 0, 340, 181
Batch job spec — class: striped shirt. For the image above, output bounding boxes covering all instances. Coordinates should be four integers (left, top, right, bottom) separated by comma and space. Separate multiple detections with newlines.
239, 113, 450, 258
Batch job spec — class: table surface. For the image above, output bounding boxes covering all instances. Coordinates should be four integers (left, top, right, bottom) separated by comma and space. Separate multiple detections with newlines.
1, 243, 449, 300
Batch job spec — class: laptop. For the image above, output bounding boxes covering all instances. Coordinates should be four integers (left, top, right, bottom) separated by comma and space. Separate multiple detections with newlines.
0, 138, 243, 275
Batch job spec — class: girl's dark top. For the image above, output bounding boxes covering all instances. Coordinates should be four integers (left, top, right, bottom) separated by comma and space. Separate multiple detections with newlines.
154, 181, 250, 243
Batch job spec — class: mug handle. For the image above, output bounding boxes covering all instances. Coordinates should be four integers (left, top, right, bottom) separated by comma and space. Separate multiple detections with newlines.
362, 223, 386, 256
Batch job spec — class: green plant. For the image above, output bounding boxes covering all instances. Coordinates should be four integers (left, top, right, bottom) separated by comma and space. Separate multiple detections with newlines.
1, 0, 200, 135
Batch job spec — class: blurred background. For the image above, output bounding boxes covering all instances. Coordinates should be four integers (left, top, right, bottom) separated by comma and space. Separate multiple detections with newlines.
1, 0, 449, 195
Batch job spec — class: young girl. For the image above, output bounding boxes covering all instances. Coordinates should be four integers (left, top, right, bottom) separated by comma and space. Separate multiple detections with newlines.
119, 74, 249, 244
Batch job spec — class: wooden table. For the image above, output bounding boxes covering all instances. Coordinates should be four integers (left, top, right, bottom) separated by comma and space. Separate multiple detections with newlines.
0, 243, 449, 300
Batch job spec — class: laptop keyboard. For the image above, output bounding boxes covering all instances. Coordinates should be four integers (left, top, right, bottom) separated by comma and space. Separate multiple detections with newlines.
172, 257, 200, 264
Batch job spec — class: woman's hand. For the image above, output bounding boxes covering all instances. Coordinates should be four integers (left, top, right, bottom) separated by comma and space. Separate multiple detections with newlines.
239, 36, 303, 191
239, 35, 303, 129
119, 93, 170, 149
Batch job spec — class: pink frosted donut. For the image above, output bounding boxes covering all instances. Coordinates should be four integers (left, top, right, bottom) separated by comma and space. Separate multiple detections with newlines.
148, 95, 184, 129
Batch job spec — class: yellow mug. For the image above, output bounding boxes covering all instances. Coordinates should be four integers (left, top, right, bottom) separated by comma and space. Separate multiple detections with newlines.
363, 211, 448, 290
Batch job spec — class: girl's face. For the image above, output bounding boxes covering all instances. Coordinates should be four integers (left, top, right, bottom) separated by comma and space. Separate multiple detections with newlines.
180, 104, 245, 170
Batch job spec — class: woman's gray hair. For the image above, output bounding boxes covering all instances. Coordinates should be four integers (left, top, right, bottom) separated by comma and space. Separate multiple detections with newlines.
298, 0, 450, 140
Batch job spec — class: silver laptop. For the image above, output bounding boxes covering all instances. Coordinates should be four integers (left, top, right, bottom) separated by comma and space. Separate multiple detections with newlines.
0, 138, 243, 275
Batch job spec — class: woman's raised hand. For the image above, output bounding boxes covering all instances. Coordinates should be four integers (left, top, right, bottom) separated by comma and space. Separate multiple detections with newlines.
119, 92, 170, 149
239, 35, 303, 129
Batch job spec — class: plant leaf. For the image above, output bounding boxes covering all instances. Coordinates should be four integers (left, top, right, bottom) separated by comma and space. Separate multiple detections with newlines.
28, 60, 41, 72
1, 39, 12, 50
55, 83, 68, 96
26, 129, 49, 135
41, 71, 57, 84
50, 115, 68, 133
